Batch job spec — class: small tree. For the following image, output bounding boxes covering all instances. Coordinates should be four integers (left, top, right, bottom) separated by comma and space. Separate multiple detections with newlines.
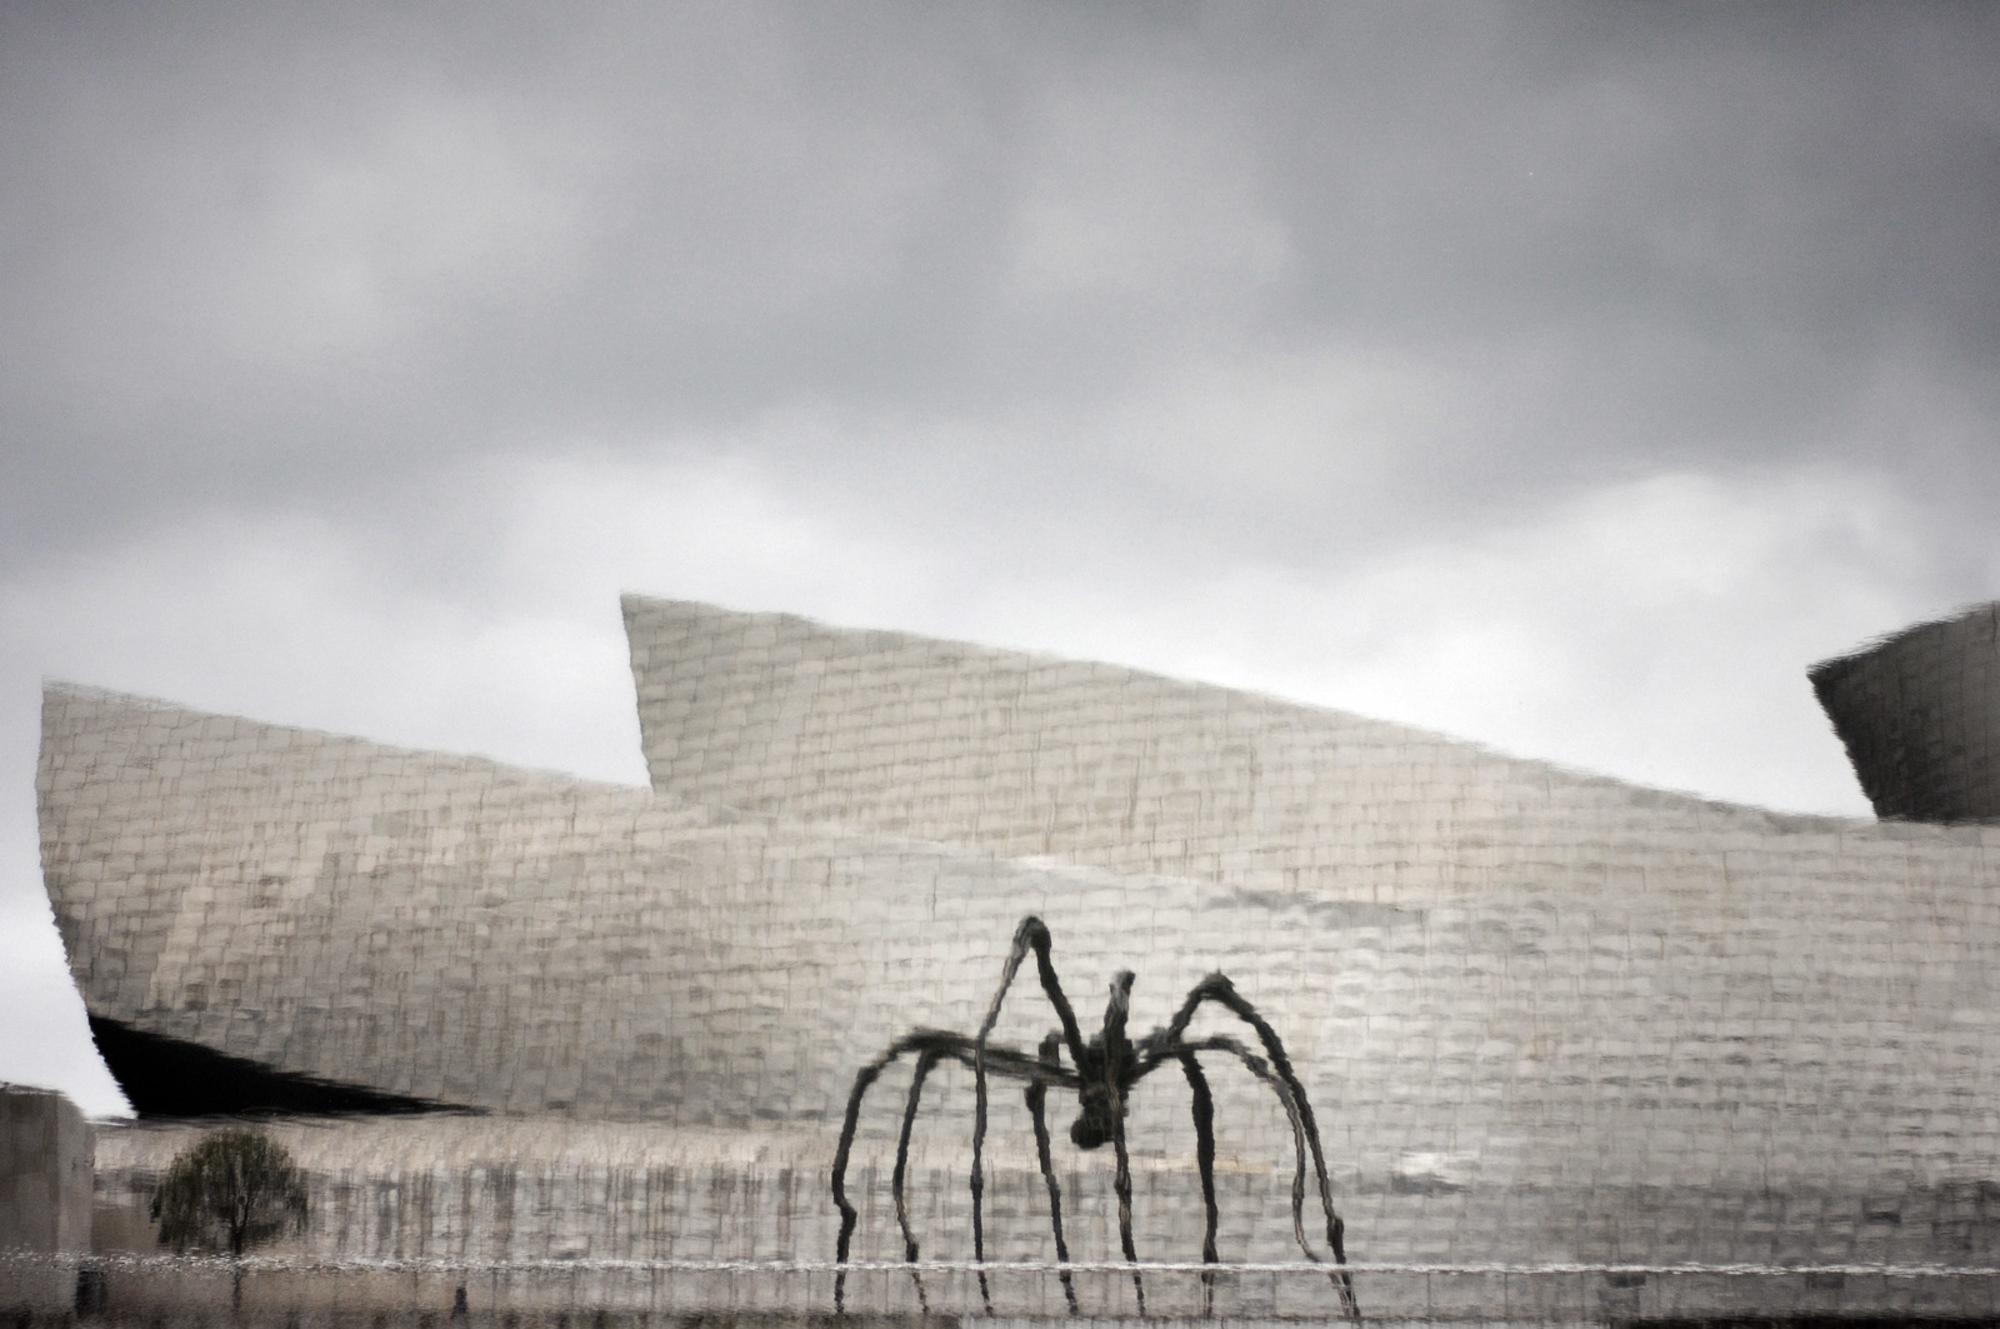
152, 1129, 308, 1309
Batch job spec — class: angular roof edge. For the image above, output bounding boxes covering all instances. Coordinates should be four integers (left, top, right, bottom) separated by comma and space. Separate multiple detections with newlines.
40, 678, 651, 797
619, 592, 1866, 835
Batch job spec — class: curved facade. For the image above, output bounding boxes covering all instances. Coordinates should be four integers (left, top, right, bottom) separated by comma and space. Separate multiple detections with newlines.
41, 598, 2000, 1293
622, 594, 1841, 904
39, 684, 1159, 1123
1812, 601, 2000, 824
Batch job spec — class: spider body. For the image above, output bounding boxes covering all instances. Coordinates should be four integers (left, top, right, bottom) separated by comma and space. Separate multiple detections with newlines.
1066, 1036, 1133, 1150
1064, 969, 1138, 1151
830, 917, 1357, 1319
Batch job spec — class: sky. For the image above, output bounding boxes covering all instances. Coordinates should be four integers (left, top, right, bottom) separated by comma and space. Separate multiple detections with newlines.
3, 2, 1995, 1119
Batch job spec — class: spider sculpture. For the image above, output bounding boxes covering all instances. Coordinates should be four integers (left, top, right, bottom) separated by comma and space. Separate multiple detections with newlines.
831, 916, 1357, 1319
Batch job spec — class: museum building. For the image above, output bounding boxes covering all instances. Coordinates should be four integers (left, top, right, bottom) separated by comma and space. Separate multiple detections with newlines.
38, 596, 2000, 1319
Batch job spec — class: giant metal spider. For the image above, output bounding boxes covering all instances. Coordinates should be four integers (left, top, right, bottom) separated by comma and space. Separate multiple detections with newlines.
831, 915, 1357, 1318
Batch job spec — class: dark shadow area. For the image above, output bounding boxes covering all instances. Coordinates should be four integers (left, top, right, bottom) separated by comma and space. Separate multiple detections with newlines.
90, 1016, 471, 1118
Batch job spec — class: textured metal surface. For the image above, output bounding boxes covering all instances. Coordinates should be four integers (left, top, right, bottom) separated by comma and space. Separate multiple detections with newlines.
622, 594, 1856, 899
36, 596, 2000, 1313
1812, 602, 2000, 824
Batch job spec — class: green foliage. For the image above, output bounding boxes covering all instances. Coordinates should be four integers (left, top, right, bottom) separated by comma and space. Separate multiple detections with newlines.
151, 1129, 308, 1257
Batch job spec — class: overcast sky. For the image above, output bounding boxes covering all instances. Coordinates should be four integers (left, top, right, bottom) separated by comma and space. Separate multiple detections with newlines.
4, 2, 1995, 1119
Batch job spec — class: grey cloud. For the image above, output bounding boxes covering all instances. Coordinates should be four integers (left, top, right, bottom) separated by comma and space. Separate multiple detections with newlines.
3, 2, 1994, 597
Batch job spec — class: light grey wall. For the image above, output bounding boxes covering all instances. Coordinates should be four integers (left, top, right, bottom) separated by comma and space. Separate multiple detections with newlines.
0, 1084, 92, 1252
88, 1114, 2000, 1320
0, 1084, 93, 1312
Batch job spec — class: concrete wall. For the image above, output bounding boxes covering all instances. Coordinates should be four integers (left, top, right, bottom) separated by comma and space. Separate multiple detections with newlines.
87, 1115, 2000, 1320
1, 1085, 93, 1313
0, 1085, 92, 1252
1813, 601, 2000, 824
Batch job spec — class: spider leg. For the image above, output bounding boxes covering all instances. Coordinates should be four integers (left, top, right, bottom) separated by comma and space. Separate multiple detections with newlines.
1027, 1032, 1078, 1316
1178, 1049, 1219, 1317
1102, 973, 1146, 1316
1147, 1035, 1359, 1319
833, 1029, 1074, 1315
1163, 974, 1356, 1317
893, 1048, 945, 1314
1021, 917, 1093, 1065
1108, 1078, 1146, 1316
972, 916, 1093, 1315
